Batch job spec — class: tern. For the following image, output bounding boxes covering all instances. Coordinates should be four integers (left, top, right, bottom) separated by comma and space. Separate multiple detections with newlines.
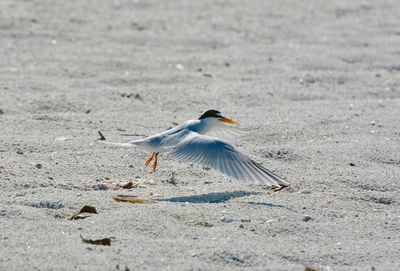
100, 110, 289, 191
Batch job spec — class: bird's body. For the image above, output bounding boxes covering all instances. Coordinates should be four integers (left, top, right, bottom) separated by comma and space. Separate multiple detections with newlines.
102, 110, 289, 191
128, 120, 202, 153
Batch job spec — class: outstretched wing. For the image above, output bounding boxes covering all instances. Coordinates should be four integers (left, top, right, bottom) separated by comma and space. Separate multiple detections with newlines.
206, 124, 249, 141
167, 132, 289, 189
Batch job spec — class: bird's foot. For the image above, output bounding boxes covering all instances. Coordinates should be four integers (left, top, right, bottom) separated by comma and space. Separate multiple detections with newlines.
152, 153, 159, 172
145, 152, 155, 167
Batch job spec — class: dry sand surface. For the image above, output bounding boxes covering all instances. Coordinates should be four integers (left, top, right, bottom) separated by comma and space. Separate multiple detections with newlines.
1, 0, 400, 270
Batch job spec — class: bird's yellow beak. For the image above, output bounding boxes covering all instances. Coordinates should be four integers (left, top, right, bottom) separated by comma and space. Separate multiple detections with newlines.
219, 116, 239, 125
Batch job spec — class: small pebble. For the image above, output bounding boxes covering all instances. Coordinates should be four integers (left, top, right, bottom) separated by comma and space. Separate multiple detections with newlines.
221, 217, 234, 223
134, 93, 143, 101
298, 189, 312, 194
265, 219, 275, 226
35, 164, 42, 169
55, 137, 69, 141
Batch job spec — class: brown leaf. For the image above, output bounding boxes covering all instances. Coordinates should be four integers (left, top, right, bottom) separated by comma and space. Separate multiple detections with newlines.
122, 180, 139, 189
112, 194, 147, 204
121, 181, 133, 189
80, 235, 111, 246
194, 221, 213, 227
110, 180, 140, 190
118, 92, 132, 98
68, 205, 98, 220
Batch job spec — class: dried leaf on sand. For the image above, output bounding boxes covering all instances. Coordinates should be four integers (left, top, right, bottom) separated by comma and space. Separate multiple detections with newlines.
112, 194, 148, 204
80, 235, 111, 246
121, 180, 138, 189
68, 205, 98, 220
111, 180, 141, 190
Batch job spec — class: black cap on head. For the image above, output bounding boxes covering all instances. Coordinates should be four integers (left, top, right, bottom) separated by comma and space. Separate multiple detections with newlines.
198, 110, 221, 119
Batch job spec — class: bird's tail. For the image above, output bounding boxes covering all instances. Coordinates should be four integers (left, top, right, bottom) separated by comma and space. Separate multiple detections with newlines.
98, 141, 136, 147
97, 131, 137, 147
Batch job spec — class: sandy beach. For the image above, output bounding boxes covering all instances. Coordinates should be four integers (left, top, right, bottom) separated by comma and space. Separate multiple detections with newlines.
1, 0, 400, 270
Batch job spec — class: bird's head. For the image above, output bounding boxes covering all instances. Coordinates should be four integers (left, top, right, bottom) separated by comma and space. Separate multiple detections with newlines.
198, 110, 239, 125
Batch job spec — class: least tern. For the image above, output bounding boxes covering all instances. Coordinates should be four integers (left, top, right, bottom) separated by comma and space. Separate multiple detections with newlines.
101, 110, 289, 191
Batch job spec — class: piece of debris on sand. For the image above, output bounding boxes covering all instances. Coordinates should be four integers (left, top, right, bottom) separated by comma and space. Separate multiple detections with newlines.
80, 235, 111, 246
68, 205, 98, 220
112, 194, 149, 204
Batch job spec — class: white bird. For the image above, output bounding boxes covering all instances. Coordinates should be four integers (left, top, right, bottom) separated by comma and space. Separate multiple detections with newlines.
100, 110, 289, 191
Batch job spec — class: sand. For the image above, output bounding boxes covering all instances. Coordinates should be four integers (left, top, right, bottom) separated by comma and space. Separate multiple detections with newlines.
1, 0, 400, 270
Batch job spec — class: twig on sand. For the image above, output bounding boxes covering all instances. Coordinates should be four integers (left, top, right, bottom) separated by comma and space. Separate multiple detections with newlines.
98, 131, 106, 141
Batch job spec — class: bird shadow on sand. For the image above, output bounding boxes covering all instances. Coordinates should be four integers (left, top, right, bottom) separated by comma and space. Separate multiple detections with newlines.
158, 191, 261, 204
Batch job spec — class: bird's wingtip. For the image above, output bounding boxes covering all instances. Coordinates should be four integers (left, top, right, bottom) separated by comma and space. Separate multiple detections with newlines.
271, 184, 289, 192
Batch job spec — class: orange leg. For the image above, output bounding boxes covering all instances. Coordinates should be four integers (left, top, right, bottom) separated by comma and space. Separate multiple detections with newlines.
152, 153, 159, 172
145, 152, 155, 167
